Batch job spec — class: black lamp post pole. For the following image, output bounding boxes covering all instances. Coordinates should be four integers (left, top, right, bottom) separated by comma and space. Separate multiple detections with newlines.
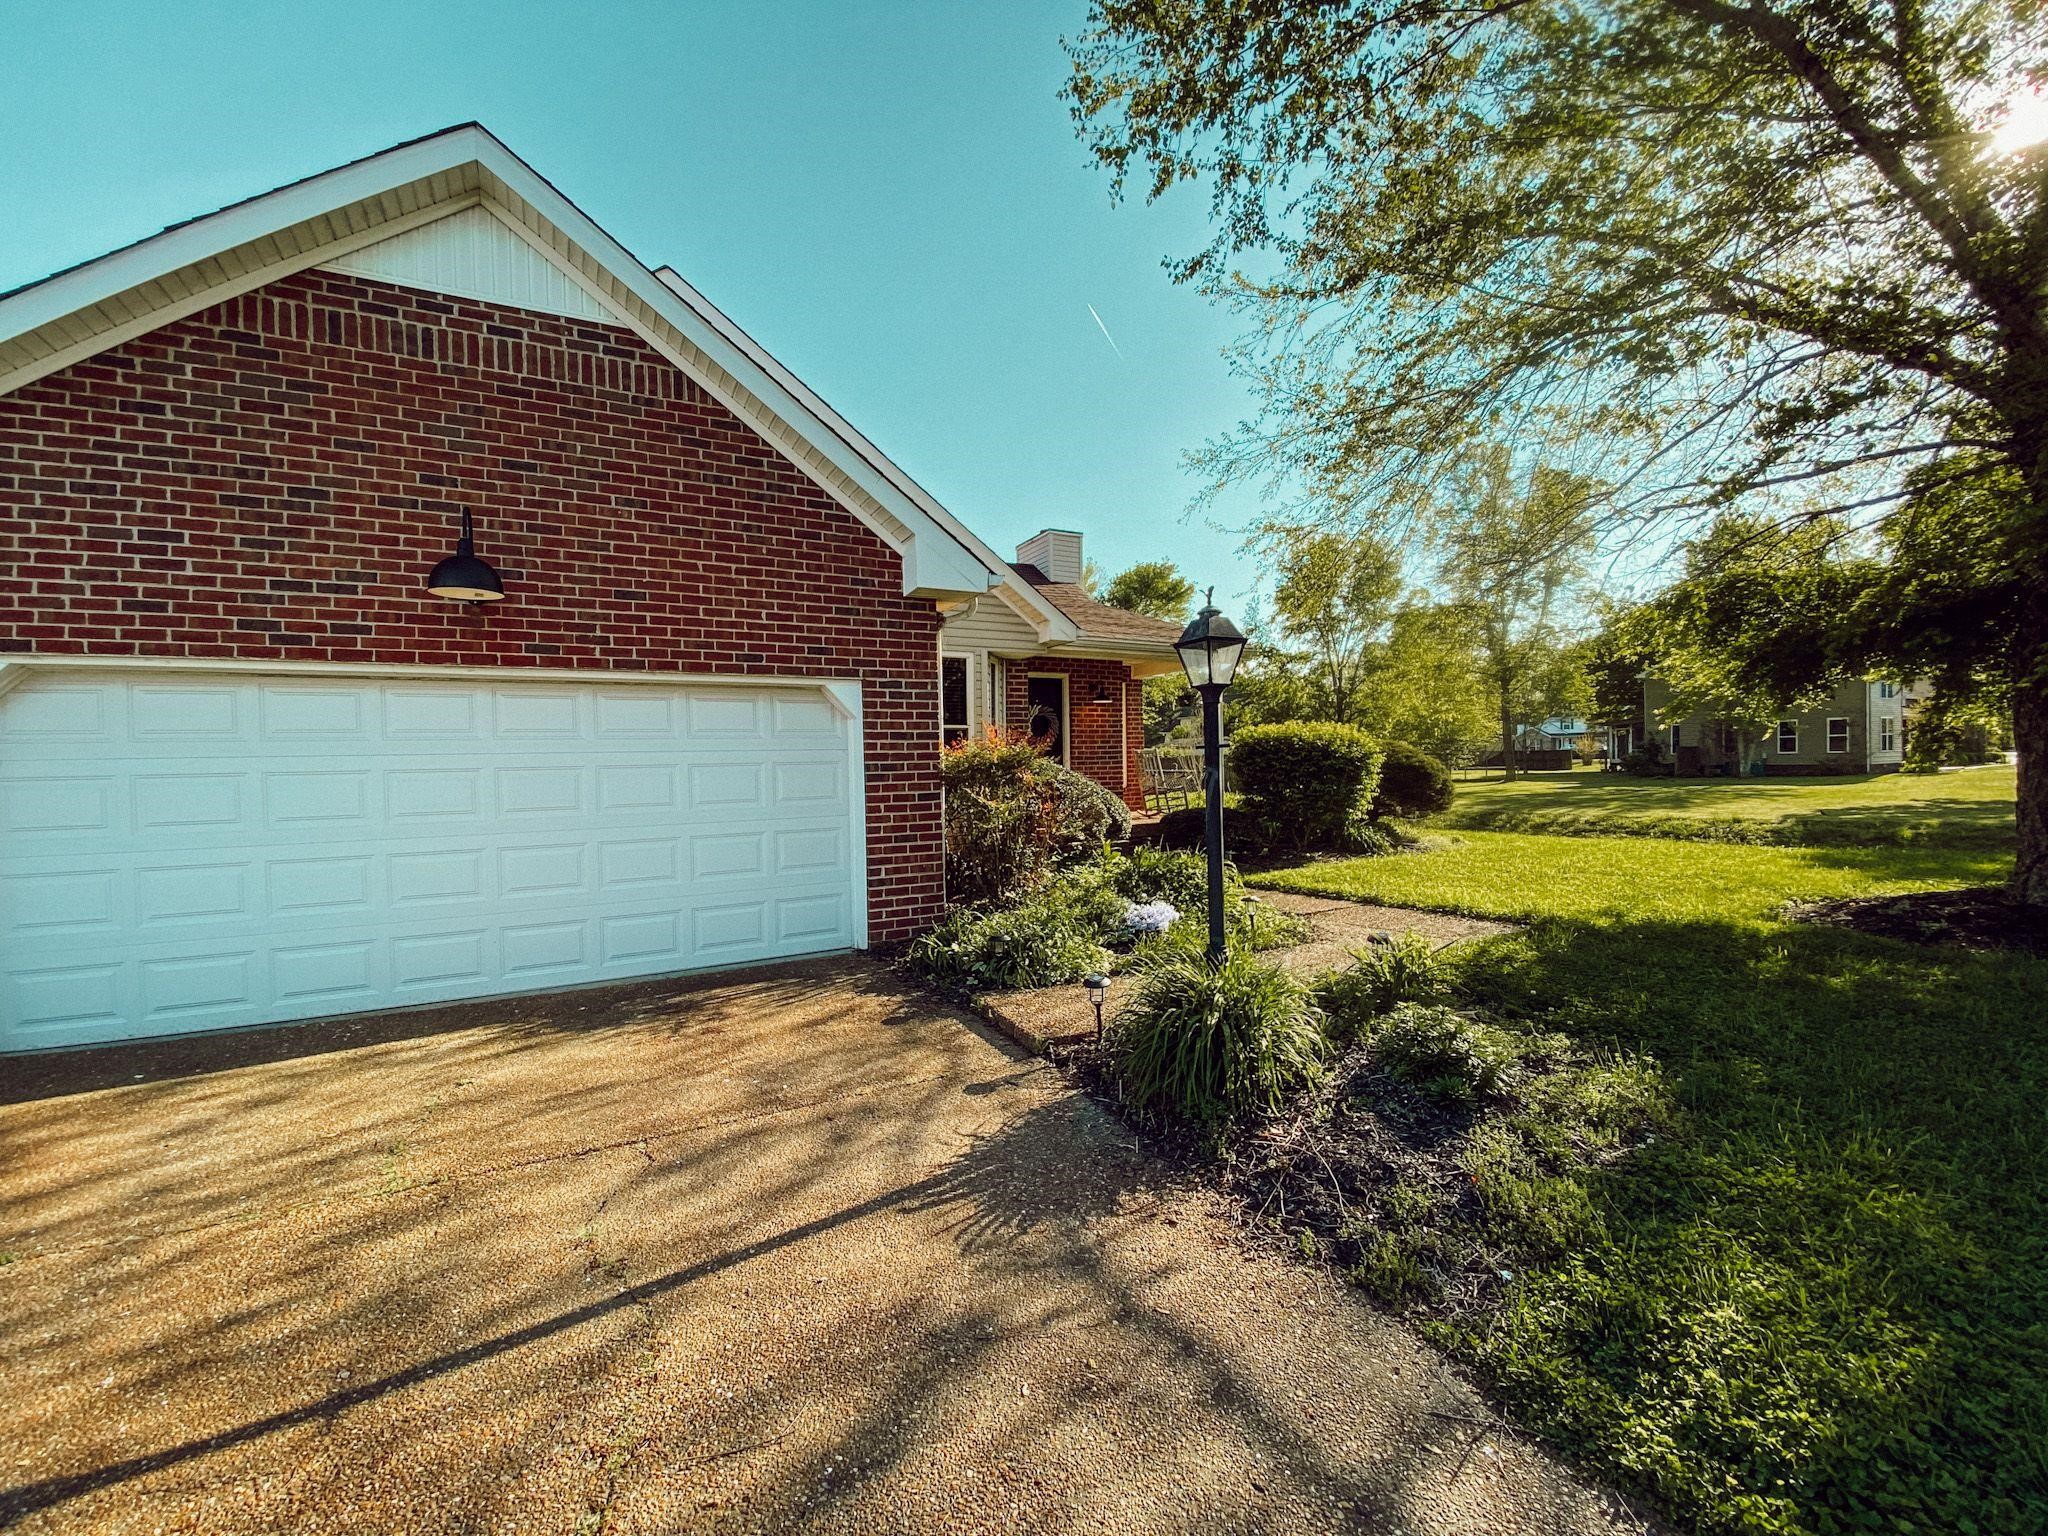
1200, 680, 1228, 965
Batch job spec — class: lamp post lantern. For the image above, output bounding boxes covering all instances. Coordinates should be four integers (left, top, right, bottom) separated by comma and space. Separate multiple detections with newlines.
1172, 590, 1248, 965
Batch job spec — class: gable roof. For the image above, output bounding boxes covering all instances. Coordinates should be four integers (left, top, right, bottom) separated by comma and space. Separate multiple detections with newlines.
1016, 570, 1183, 651
0, 123, 1029, 606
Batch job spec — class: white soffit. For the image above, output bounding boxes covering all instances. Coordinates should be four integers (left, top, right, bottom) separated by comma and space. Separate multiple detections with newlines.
322, 204, 621, 322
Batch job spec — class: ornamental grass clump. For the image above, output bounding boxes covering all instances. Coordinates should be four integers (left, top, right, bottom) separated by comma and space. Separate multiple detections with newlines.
1107, 952, 1326, 1126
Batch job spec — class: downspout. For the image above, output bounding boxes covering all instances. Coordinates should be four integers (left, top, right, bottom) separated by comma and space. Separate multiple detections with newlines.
1120, 676, 1130, 792
1865, 681, 1873, 774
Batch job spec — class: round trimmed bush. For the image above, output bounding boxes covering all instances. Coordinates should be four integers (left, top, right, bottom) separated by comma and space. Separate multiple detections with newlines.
1371, 741, 1454, 820
1228, 721, 1382, 852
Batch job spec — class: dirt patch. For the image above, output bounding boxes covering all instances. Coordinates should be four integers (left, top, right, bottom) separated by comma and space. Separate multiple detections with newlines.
1786, 885, 2048, 954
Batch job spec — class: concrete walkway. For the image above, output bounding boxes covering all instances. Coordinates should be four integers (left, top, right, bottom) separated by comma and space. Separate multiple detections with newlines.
979, 891, 1514, 1053
0, 958, 1643, 1535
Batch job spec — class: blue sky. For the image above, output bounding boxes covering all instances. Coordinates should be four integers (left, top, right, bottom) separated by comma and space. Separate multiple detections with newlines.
0, 0, 1277, 612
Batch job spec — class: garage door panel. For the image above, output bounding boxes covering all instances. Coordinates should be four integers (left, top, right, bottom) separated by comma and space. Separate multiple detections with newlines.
2, 674, 861, 1049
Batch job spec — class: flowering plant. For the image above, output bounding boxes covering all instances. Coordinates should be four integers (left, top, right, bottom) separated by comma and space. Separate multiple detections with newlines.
1122, 899, 1180, 935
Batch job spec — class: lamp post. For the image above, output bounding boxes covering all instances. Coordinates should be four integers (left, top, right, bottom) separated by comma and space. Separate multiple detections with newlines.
1172, 590, 1248, 965
1084, 972, 1108, 1039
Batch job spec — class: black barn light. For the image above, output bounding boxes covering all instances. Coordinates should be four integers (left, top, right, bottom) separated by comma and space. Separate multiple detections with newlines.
427, 509, 505, 604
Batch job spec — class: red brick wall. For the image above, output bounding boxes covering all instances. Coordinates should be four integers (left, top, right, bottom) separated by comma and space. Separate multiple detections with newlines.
0, 269, 945, 941
1001, 655, 1145, 811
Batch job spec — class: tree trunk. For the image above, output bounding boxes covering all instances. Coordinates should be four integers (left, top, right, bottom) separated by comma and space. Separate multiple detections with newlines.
1499, 690, 1518, 782
2013, 591, 2048, 907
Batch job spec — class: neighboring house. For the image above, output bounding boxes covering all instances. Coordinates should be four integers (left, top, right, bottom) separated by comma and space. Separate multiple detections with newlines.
0, 126, 1178, 1051
1642, 676, 1930, 775
1475, 718, 1610, 769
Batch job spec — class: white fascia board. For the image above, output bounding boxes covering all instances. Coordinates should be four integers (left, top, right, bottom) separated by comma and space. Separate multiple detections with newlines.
0, 124, 1011, 604
0, 132, 484, 343
646, 268, 1066, 623
455, 142, 1007, 601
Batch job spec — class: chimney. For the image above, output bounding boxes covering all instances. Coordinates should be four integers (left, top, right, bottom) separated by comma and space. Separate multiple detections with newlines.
1016, 528, 1084, 585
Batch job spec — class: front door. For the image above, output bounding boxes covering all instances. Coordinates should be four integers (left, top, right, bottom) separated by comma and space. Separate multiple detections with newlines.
1025, 675, 1068, 765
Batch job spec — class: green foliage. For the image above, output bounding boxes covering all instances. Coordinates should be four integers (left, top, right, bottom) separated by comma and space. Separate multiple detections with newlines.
910, 901, 1109, 992
1438, 450, 1598, 779
1229, 720, 1383, 851
1066, 0, 2048, 907
1039, 757, 1134, 853
1373, 1003, 1517, 1103
1269, 531, 1404, 725
1371, 740, 1454, 819
1313, 934, 1449, 1045
1107, 952, 1326, 1125
1101, 559, 1196, 624
1140, 672, 1193, 747
939, 734, 1128, 904
1110, 845, 1311, 955
1254, 829, 2045, 1535
1621, 741, 1670, 777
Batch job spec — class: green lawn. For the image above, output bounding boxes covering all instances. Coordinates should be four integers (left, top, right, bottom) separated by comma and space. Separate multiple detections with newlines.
1250, 831, 2046, 1536
1433, 763, 2017, 849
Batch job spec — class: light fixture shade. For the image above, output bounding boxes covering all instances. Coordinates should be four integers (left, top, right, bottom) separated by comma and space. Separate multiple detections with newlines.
1174, 594, 1247, 688
1092, 682, 1114, 705
1084, 973, 1109, 1004
427, 509, 504, 602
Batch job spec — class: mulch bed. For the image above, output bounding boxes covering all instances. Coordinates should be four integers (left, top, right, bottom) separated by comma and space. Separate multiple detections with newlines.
1786, 885, 2048, 954
1053, 1035, 1521, 1318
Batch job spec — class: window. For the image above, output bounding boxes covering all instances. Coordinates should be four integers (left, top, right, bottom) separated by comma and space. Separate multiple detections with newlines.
1776, 720, 1799, 753
940, 654, 971, 747
1877, 681, 1898, 700
1826, 717, 1849, 754
1879, 715, 1896, 753
1669, 724, 1682, 753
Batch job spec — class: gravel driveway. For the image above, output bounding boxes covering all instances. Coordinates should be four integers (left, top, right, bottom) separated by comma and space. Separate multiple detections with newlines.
0, 957, 1645, 1535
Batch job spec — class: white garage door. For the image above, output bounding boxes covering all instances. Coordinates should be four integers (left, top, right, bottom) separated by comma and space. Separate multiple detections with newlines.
0, 671, 861, 1051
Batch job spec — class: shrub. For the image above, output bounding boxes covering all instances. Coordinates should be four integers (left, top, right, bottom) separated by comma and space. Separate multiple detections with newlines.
1337, 812, 1401, 857
1111, 847, 1310, 955
1373, 1003, 1517, 1102
909, 901, 1109, 991
1229, 722, 1383, 852
1152, 806, 1207, 850
940, 733, 1130, 904
1371, 741, 1455, 820
1039, 758, 1134, 855
1621, 740, 1669, 777
1313, 935, 1449, 1045
1107, 953, 1326, 1124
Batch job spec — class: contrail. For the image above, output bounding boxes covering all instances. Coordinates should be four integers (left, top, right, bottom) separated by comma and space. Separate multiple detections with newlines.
1086, 303, 1124, 360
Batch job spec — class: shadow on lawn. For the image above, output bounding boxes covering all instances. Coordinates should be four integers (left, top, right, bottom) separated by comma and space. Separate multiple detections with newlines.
1434, 909, 2048, 1530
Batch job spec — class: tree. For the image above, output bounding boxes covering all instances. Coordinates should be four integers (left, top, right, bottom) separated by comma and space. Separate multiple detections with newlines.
1359, 603, 1497, 765
1437, 452, 1596, 778
1101, 559, 1197, 623
1099, 560, 1200, 746
1067, 0, 2048, 896
1268, 530, 1404, 723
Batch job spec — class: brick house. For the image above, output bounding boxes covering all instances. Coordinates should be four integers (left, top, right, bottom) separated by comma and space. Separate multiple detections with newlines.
0, 126, 1182, 1050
